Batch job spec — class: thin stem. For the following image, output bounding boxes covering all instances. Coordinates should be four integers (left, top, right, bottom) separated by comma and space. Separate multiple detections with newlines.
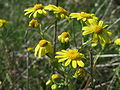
53, 0, 58, 56
72, 20, 77, 48
39, 24, 44, 39
80, 20, 84, 45
24, 28, 29, 90
89, 49, 94, 89
26, 51, 29, 90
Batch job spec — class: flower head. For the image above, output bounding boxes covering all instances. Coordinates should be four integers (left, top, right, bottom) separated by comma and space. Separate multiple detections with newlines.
51, 74, 59, 80
74, 69, 86, 78
29, 19, 39, 28
58, 32, 71, 43
51, 84, 58, 90
0, 19, 8, 27
70, 12, 98, 21
114, 38, 120, 46
24, 4, 47, 18
45, 4, 69, 21
34, 40, 53, 58
82, 19, 112, 47
55, 49, 85, 68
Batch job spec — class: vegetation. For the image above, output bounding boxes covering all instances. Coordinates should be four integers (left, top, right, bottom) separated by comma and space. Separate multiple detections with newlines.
0, 0, 120, 90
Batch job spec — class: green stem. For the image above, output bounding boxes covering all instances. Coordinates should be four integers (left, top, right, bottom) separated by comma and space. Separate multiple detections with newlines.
53, 0, 59, 56
39, 24, 44, 39
72, 20, 77, 48
80, 20, 84, 45
89, 49, 94, 89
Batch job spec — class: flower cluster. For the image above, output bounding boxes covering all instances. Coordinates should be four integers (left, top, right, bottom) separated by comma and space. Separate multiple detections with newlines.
23, 3, 114, 89
24, 4, 69, 21
46, 74, 61, 90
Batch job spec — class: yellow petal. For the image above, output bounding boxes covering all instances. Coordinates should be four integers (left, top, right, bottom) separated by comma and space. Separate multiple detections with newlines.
88, 19, 97, 25
61, 50, 67, 53
34, 44, 40, 57
24, 8, 32, 11
92, 34, 98, 43
72, 60, 77, 68
77, 60, 84, 67
106, 30, 112, 36
82, 27, 90, 31
0, 23, 3, 27
91, 43, 97, 47
58, 58, 67, 62
60, 14, 65, 19
56, 52, 65, 55
55, 55, 66, 58
82, 29, 93, 35
70, 13, 79, 17
24, 10, 33, 15
29, 12, 34, 18
42, 10, 47, 15
82, 18, 86, 21
98, 21, 104, 26
103, 25, 108, 28
38, 48, 42, 58
98, 35, 105, 47
64, 59, 71, 66
33, 11, 38, 18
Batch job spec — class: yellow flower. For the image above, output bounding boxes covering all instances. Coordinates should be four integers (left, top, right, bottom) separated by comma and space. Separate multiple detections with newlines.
24, 4, 47, 18
45, 4, 69, 21
74, 69, 86, 78
55, 49, 85, 68
58, 32, 71, 43
0, 19, 8, 27
29, 19, 39, 28
82, 19, 112, 47
46, 80, 52, 86
70, 12, 98, 21
51, 84, 58, 90
34, 40, 53, 58
114, 38, 120, 46
51, 74, 59, 80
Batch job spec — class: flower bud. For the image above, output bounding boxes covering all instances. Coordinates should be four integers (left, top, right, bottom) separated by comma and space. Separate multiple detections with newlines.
46, 80, 52, 86
51, 84, 58, 90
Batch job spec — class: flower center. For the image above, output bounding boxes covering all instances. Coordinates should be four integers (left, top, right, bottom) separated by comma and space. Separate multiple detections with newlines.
67, 50, 81, 60
61, 32, 70, 38
92, 25, 103, 34
57, 7, 67, 14
39, 40, 48, 47
34, 4, 44, 10
80, 13, 92, 18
